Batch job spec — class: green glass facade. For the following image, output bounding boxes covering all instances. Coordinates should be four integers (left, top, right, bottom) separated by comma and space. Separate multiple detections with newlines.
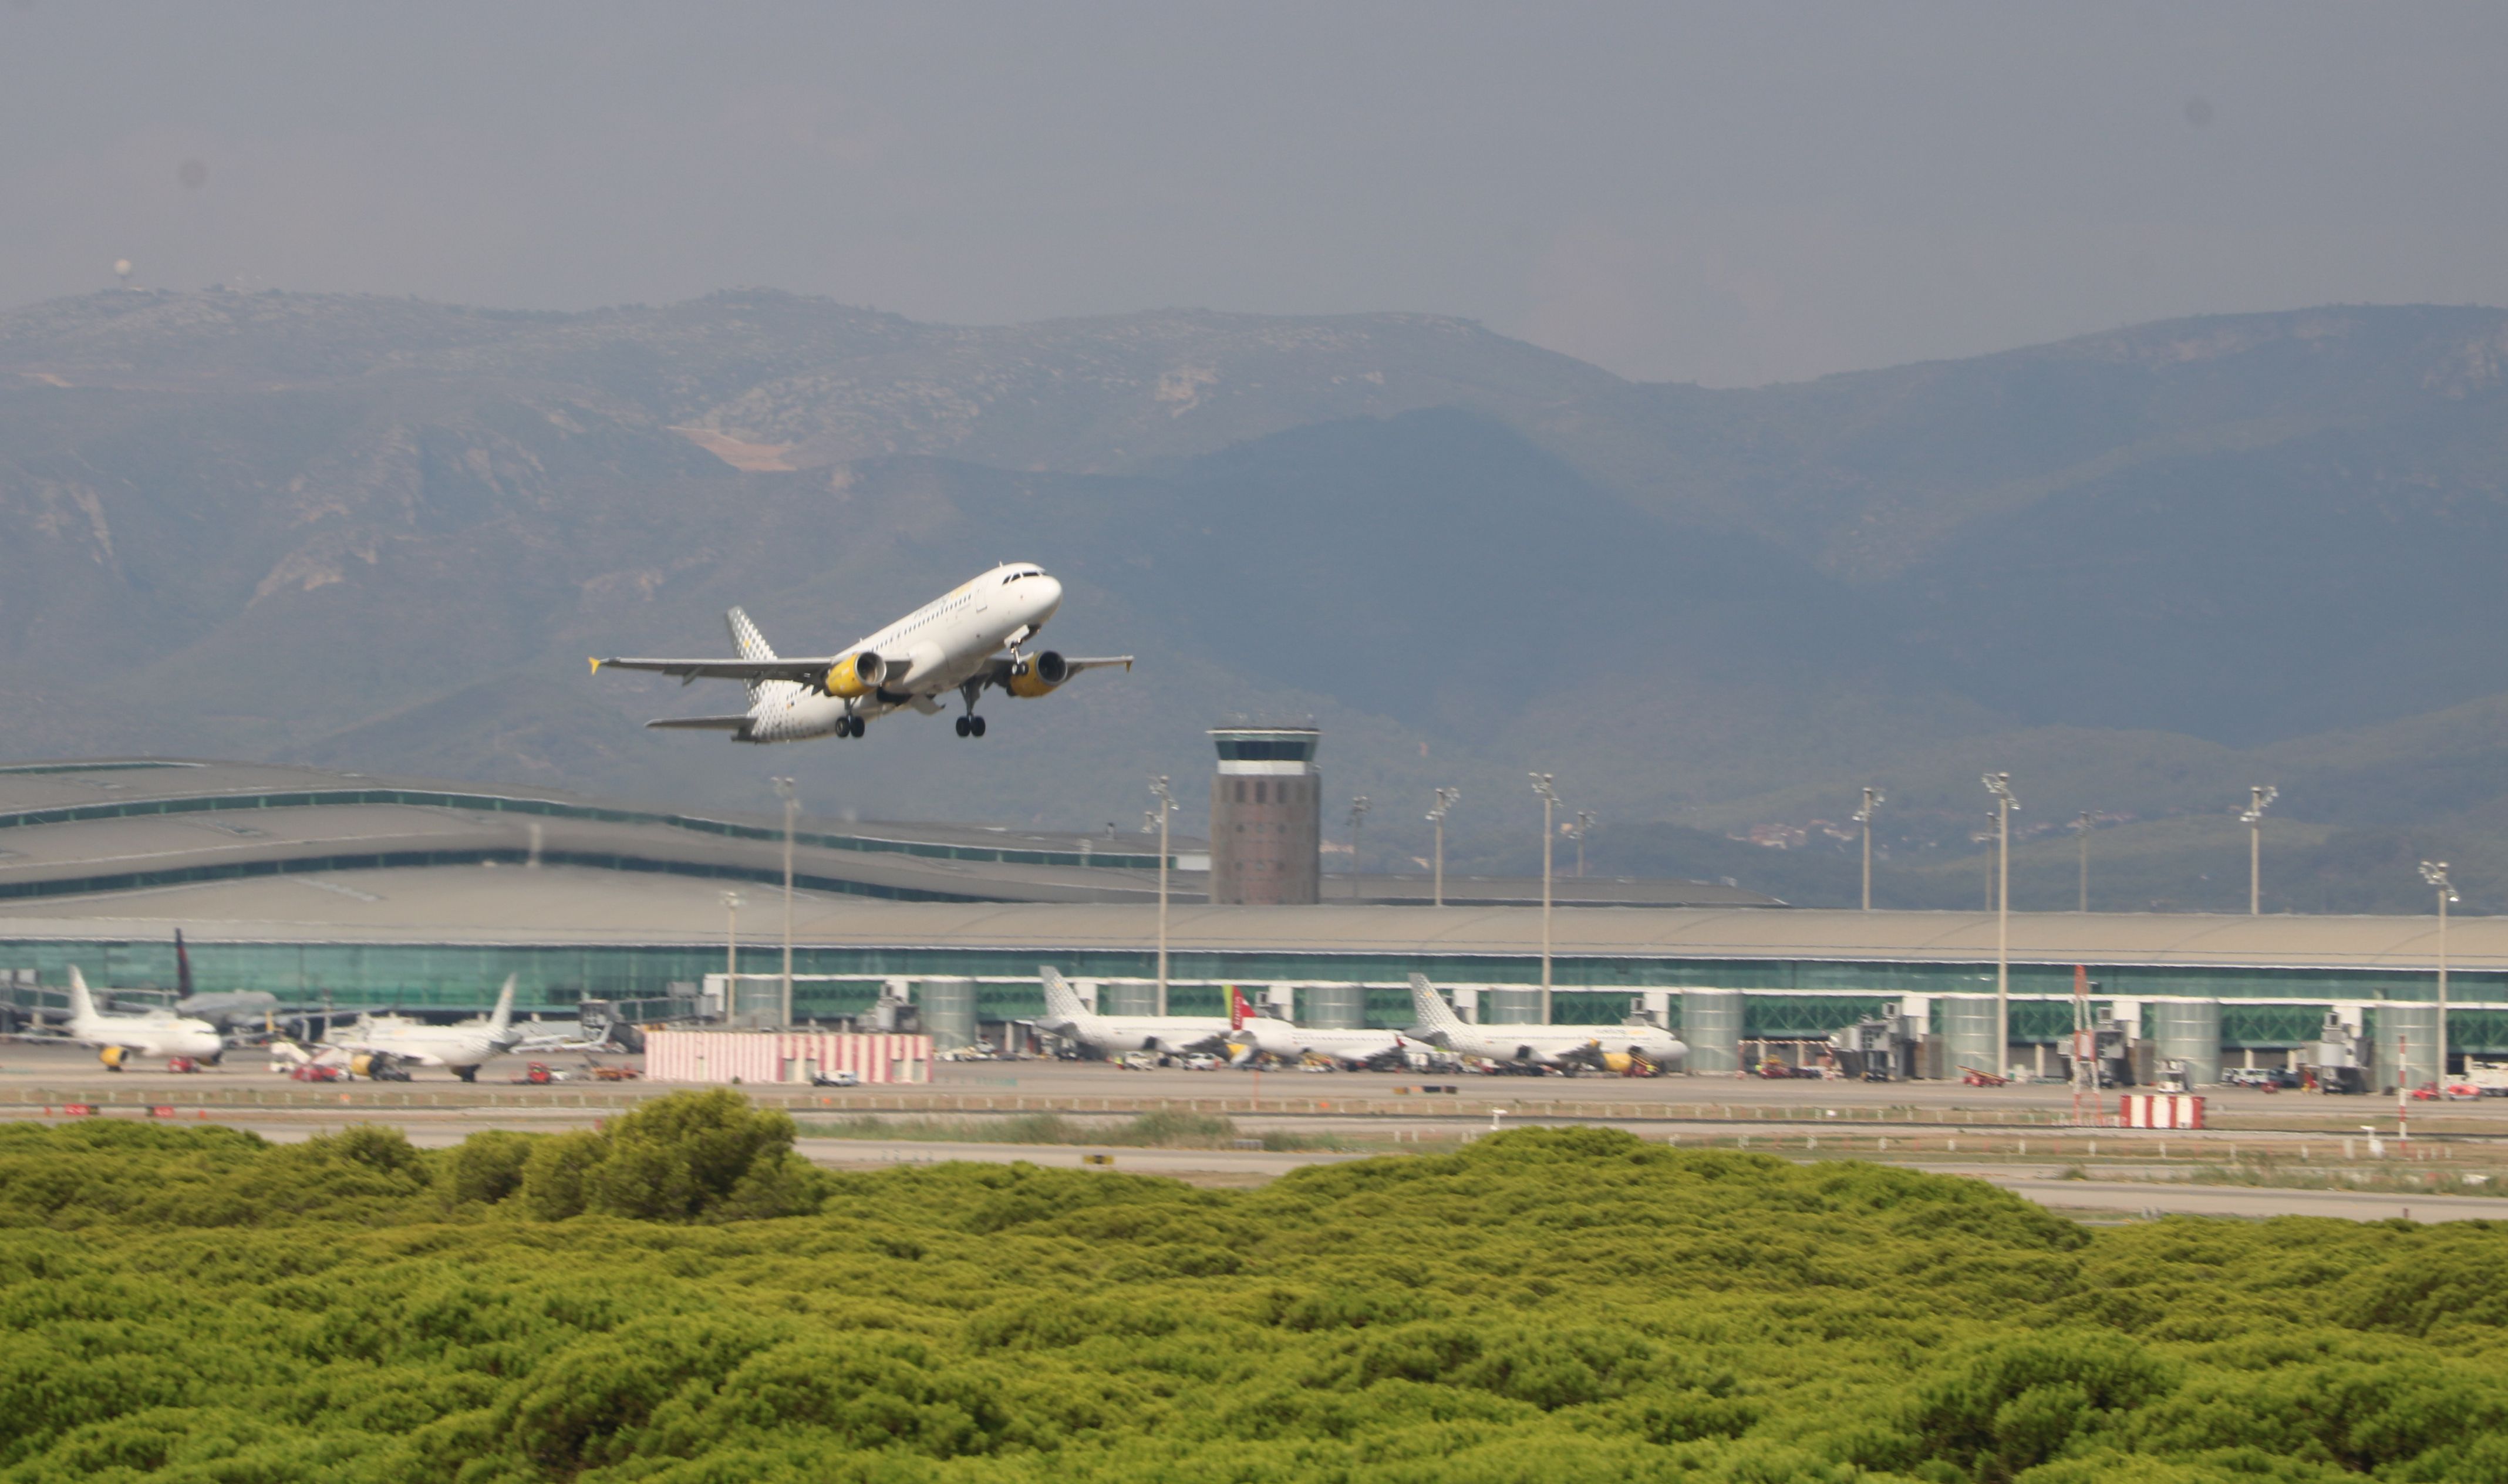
4, 935, 2501, 1049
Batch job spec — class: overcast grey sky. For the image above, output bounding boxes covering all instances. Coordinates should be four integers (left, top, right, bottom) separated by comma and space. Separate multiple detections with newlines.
4, 2, 2503, 386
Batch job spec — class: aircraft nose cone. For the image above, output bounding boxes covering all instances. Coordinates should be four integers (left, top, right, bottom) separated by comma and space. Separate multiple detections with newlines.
1033, 575, 1063, 616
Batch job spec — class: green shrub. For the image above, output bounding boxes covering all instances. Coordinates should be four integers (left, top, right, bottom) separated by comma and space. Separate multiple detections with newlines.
2, 1118, 2503, 1482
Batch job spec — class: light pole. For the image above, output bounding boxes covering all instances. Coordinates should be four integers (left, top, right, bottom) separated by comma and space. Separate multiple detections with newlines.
1347, 795, 1371, 902
1149, 775, 1174, 1016
720, 890, 742, 1017
2072, 811, 2092, 913
1427, 787, 1459, 908
771, 777, 797, 1028
1532, 773, 1558, 1022
1854, 788, 1884, 911
1573, 811, 1596, 878
1984, 772, 2018, 1080
2421, 861, 2457, 1087
2241, 785, 2277, 915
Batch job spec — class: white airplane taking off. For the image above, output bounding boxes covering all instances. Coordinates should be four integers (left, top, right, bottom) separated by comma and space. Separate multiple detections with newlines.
1030, 966, 1233, 1057
592, 563, 1131, 742
1224, 986, 1411, 1070
275, 976, 522, 1081
61, 966, 226, 1068
1406, 974, 1686, 1074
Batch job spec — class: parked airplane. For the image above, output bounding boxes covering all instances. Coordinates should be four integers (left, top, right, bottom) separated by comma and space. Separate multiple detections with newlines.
1224, 986, 1411, 1070
592, 564, 1131, 743
61, 966, 225, 1068
168, 930, 281, 1032
1405, 974, 1685, 1074
1030, 966, 1233, 1057
275, 976, 523, 1081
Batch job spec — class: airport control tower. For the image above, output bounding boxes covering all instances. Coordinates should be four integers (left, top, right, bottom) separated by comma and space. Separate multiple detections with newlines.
1208, 725, 1321, 905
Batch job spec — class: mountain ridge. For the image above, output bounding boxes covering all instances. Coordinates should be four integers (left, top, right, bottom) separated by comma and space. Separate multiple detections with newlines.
5, 289, 2507, 908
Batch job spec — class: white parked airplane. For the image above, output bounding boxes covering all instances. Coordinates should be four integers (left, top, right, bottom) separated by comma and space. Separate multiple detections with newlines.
1406, 974, 1686, 1074
275, 976, 523, 1082
592, 564, 1131, 742
60, 966, 226, 1068
1224, 986, 1411, 1070
1030, 966, 1233, 1057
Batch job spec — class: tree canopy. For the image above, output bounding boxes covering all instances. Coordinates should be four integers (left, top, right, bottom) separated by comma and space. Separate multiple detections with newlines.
1, 1099, 2503, 1482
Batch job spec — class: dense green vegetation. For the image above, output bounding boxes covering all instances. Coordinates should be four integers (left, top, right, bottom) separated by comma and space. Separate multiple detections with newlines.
798, 1109, 1353, 1151
4, 1094, 2507, 1482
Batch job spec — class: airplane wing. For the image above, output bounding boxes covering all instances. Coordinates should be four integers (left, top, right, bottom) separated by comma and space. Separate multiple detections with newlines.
644, 716, 753, 731
592, 656, 837, 686
978, 654, 1135, 693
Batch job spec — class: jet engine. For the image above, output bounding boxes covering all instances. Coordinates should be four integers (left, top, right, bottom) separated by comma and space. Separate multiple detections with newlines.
821, 652, 888, 697
1007, 650, 1070, 698
99, 1045, 131, 1071
349, 1051, 412, 1082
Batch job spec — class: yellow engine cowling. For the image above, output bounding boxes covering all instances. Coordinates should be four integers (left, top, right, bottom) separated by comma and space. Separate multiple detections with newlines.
1007, 650, 1070, 699
99, 1044, 130, 1070
349, 1053, 380, 1078
821, 651, 888, 697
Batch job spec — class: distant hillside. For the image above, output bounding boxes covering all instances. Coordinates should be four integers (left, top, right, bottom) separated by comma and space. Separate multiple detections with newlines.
5, 289, 2507, 910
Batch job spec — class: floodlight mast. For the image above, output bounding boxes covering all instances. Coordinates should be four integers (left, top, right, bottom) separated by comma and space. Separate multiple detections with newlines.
1346, 795, 1371, 902
1149, 776, 1175, 1016
1853, 788, 1884, 911
771, 777, 797, 1028
720, 890, 742, 1011
1427, 788, 1460, 908
1983, 772, 2018, 1080
2421, 860, 2458, 1088
2072, 811, 2092, 913
1572, 811, 1597, 878
2241, 786, 2278, 915
1532, 774, 1559, 1022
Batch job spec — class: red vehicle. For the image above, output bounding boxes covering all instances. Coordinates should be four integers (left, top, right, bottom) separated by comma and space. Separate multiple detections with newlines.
288, 1063, 345, 1082
163, 1056, 205, 1074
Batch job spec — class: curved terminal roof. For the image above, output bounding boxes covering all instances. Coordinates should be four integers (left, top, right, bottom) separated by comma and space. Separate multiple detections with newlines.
0, 859, 2492, 977
0, 758, 1775, 911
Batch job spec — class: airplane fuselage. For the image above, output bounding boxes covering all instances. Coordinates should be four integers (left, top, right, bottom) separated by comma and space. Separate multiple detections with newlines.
1235, 1018, 1408, 1068
747, 565, 1064, 742
1433, 1022, 1687, 1070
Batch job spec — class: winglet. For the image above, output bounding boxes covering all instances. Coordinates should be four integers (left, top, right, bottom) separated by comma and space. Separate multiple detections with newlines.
588, 657, 602, 676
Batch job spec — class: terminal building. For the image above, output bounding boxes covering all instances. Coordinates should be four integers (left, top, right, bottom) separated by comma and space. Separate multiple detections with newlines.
0, 758, 2497, 1086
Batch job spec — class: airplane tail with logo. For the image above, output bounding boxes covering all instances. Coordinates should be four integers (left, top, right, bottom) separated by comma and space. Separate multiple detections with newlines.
1228, 984, 1255, 1030
176, 930, 194, 1000
1406, 973, 1467, 1038
486, 975, 517, 1038
1038, 966, 1091, 1027
726, 606, 779, 706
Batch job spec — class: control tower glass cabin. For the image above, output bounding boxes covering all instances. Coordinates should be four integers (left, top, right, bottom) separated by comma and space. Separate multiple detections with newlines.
1208, 726, 1321, 905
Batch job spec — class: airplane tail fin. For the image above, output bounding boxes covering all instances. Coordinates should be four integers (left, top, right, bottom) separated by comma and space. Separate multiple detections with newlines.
1228, 984, 1253, 1030
1038, 966, 1090, 1024
487, 975, 517, 1036
1406, 973, 1465, 1036
66, 965, 98, 1028
176, 930, 193, 1000
726, 606, 778, 706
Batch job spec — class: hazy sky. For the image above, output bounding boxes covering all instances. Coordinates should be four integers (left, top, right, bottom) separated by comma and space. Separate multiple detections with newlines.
5, 2, 2504, 386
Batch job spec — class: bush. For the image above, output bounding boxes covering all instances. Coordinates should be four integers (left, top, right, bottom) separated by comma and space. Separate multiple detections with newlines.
1, 1119, 2503, 1482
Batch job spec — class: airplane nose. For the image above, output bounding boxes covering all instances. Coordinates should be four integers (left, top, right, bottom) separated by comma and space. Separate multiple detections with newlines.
1033, 575, 1063, 616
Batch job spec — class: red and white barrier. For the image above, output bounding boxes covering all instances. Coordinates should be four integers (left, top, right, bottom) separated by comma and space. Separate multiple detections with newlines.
645, 1030, 932, 1085
2120, 1093, 2204, 1129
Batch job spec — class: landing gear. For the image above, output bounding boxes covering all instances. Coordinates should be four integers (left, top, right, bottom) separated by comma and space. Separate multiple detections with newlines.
838, 714, 864, 738
955, 715, 987, 738
452, 1064, 478, 1083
